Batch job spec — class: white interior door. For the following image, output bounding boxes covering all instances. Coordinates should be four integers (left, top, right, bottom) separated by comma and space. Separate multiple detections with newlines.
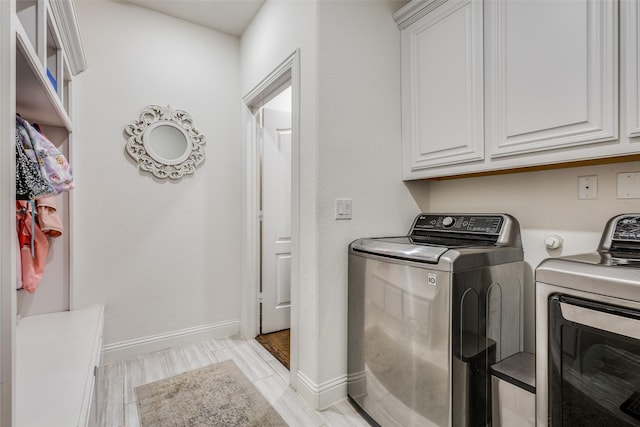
261, 107, 292, 333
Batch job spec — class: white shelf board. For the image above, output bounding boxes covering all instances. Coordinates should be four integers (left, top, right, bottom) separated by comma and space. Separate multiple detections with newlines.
16, 305, 104, 427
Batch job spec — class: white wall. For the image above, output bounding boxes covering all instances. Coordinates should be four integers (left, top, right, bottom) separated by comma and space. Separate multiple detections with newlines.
427, 160, 640, 352
73, 1, 242, 357
315, 0, 427, 403
241, 0, 428, 408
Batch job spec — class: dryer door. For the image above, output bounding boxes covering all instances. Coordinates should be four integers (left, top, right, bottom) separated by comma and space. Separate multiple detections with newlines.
548, 295, 640, 426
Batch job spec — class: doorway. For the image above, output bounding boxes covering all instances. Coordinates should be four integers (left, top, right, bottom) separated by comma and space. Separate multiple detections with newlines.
256, 87, 292, 369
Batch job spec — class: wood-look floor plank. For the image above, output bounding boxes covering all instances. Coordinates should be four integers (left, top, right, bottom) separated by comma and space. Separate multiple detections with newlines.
167, 341, 218, 374
268, 358, 290, 384
318, 399, 372, 427
248, 338, 277, 362
123, 356, 146, 405
96, 361, 125, 427
211, 341, 274, 382
124, 402, 140, 427
253, 374, 326, 427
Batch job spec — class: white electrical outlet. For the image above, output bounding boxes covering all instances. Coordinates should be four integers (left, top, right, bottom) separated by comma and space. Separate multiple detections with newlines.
617, 172, 640, 199
578, 175, 598, 200
335, 198, 352, 220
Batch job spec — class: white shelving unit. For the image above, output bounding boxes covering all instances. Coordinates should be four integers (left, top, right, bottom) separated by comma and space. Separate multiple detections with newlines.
1, 1, 100, 426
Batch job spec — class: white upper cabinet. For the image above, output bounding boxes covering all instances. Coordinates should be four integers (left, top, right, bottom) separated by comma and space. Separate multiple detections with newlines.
396, 0, 638, 180
623, 0, 640, 138
396, 0, 484, 179
485, 0, 617, 157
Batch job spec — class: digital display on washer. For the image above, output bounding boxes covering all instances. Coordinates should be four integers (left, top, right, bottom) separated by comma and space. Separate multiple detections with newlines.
613, 216, 640, 241
467, 217, 502, 233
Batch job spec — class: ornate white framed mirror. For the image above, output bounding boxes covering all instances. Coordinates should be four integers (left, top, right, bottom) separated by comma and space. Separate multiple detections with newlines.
125, 105, 206, 179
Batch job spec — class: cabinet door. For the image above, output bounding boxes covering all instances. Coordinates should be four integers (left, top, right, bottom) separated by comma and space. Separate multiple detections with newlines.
485, 0, 618, 158
624, 0, 640, 138
400, 0, 483, 177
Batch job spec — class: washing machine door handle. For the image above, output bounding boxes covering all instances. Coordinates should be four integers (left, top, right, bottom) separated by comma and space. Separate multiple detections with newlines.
559, 296, 640, 341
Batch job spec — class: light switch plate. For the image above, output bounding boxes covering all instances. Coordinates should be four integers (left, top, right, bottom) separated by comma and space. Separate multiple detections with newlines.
335, 198, 352, 220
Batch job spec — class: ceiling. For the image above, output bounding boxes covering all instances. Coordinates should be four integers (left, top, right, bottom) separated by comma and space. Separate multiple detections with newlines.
125, 0, 266, 37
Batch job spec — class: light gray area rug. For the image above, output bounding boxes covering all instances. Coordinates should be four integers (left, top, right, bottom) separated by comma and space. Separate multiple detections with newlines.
135, 360, 288, 426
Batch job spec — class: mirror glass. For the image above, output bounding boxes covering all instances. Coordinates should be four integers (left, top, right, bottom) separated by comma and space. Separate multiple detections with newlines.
148, 125, 189, 161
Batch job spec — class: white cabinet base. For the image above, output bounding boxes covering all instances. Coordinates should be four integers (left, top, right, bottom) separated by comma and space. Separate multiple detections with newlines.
16, 305, 103, 427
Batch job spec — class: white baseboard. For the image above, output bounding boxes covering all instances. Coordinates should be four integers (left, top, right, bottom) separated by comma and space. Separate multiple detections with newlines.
296, 370, 347, 410
101, 319, 240, 364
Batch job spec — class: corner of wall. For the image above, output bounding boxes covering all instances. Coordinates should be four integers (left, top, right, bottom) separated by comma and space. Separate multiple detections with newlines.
404, 179, 431, 212
295, 370, 347, 410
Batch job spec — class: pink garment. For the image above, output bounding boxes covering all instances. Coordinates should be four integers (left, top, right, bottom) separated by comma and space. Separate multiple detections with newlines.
36, 196, 63, 238
15, 230, 22, 290
16, 201, 49, 294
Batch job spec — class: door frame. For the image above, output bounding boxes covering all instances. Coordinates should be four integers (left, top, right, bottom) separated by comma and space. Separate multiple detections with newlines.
241, 50, 300, 386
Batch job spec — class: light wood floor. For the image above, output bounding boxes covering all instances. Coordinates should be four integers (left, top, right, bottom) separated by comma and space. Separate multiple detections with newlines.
96, 336, 370, 427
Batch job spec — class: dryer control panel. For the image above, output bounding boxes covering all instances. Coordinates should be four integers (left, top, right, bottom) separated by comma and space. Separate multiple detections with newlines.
612, 215, 640, 241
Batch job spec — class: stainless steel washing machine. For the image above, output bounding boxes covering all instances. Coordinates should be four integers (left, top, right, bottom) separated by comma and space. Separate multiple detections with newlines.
348, 213, 524, 427
536, 214, 640, 427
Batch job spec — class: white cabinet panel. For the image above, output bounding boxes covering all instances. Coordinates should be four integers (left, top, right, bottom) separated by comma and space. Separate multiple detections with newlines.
485, 0, 618, 157
400, 0, 483, 176
624, 0, 640, 138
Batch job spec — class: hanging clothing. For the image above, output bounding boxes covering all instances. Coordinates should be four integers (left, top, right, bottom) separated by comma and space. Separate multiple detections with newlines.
16, 127, 55, 200
16, 115, 74, 195
36, 196, 63, 238
14, 115, 70, 294
15, 229, 22, 291
16, 201, 49, 294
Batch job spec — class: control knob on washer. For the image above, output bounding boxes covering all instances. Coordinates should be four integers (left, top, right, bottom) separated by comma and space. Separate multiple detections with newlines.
442, 216, 455, 228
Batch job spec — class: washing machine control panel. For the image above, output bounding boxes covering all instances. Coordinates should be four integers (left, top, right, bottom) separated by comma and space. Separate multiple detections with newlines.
412, 214, 503, 234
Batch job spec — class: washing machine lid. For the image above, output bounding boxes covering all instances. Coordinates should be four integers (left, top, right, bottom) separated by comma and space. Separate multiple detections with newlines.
350, 237, 449, 263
